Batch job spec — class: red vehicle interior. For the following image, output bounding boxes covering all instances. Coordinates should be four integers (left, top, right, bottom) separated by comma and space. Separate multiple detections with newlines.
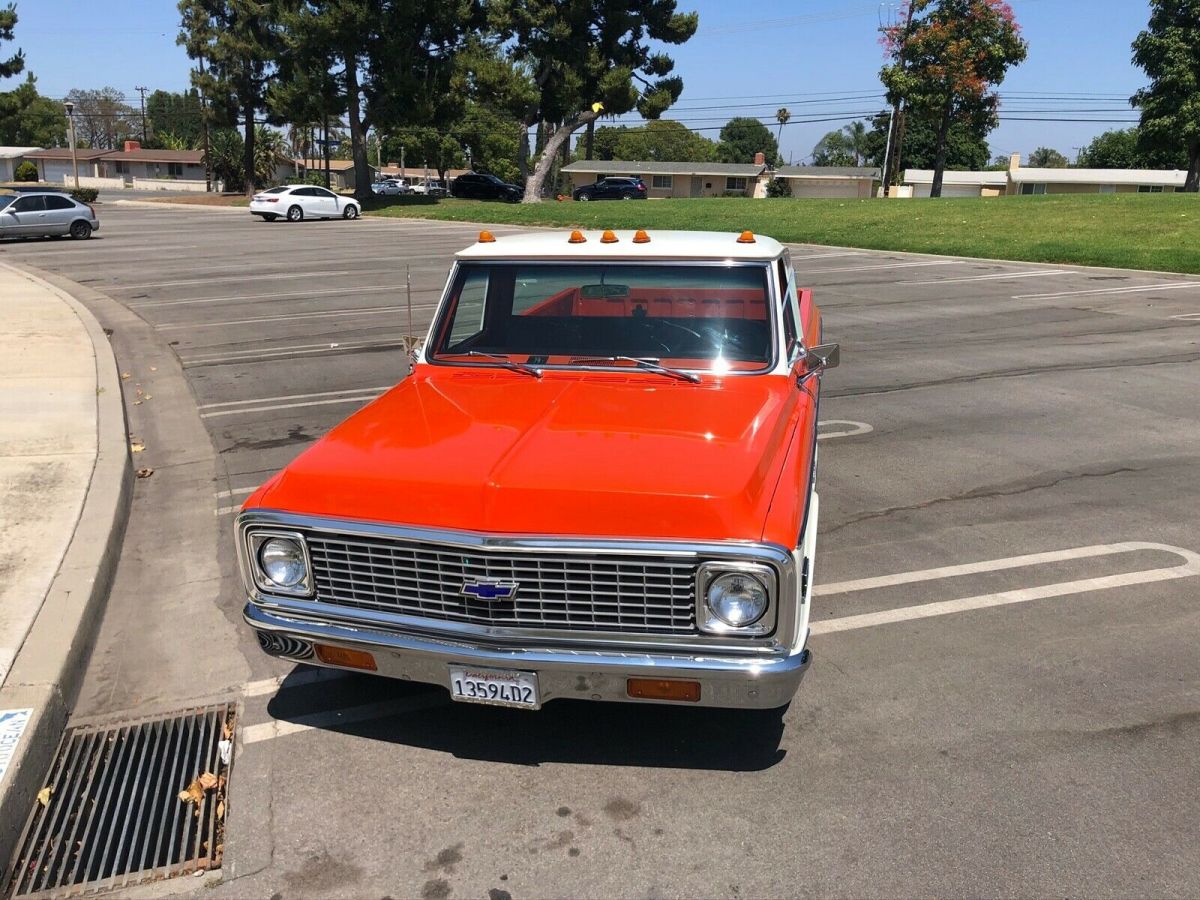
521, 286, 767, 321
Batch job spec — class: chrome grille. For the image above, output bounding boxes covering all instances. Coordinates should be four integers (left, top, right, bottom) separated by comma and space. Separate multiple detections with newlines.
303, 531, 697, 634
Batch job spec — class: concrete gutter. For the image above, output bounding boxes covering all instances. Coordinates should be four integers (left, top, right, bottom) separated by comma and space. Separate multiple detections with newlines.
0, 266, 132, 872
112, 199, 247, 213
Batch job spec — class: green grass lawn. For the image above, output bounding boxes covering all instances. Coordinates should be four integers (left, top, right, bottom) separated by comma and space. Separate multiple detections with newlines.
361, 193, 1200, 274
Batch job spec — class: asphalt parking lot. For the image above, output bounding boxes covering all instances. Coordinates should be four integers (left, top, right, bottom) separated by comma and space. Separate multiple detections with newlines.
4, 202, 1200, 898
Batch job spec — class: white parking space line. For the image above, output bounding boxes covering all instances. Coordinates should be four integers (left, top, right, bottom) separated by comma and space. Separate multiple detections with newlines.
157, 305, 408, 330
182, 339, 408, 367
202, 392, 383, 419
812, 541, 1200, 635
817, 420, 873, 440
1170, 312, 1200, 321
136, 285, 402, 310
900, 270, 1069, 285
240, 694, 447, 745
797, 260, 960, 275
215, 486, 258, 500
1012, 281, 1200, 301
201, 385, 393, 410
115, 270, 352, 290
242, 668, 351, 697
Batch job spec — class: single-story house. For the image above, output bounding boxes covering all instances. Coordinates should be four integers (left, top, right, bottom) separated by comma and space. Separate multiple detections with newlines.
773, 165, 880, 198
0, 146, 42, 181
96, 146, 208, 184
561, 159, 770, 198
1007, 164, 1187, 194
904, 153, 1189, 197
298, 158, 376, 191
903, 169, 1008, 198
23, 148, 110, 183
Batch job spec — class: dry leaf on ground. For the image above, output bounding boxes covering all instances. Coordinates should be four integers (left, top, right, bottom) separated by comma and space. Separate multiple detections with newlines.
36, 787, 52, 807
178, 779, 204, 805
198, 772, 219, 791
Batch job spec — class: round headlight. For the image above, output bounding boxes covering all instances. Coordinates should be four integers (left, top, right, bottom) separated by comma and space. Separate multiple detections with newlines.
707, 571, 768, 627
259, 537, 307, 587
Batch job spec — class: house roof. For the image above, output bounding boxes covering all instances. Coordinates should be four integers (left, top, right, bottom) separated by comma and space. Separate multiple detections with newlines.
776, 165, 880, 180
100, 149, 204, 164
23, 148, 109, 161
298, 158, 374, 172
904, 169, 1008, 186
0, 146, 42, 159
1008, 166, 1187, 186
561, 160, 766, 177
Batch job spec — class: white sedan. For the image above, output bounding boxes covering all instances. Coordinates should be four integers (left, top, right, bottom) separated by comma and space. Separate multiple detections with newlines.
249, 185, 360, 222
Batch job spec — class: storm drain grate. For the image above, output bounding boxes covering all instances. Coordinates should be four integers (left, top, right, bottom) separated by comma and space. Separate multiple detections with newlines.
4, 703, 236, 898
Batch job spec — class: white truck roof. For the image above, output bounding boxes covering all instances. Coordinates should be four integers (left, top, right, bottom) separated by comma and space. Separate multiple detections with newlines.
455, 229, 786, 261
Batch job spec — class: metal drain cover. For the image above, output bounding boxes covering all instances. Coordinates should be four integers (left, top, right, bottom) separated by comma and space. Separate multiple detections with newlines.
4, 703, 236, 898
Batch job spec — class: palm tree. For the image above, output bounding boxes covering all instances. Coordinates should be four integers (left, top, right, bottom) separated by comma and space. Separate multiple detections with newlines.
776, 107, 791, 145
841, 120, 869, 166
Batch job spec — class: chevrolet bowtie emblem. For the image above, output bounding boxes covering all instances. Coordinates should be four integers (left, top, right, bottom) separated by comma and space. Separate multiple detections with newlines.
460, 578, 519, 601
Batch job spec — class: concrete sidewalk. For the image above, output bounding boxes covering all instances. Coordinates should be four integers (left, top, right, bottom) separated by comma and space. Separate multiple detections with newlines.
0, 263, 130, 866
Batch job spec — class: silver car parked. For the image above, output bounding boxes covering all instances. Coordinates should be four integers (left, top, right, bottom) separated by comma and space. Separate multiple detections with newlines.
0, 192, 99, 240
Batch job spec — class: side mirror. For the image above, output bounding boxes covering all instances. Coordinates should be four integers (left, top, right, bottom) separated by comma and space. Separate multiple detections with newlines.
805, 343, 840, 372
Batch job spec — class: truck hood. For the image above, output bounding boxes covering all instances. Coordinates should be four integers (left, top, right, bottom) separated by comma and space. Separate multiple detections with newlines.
253, 368, 803, 542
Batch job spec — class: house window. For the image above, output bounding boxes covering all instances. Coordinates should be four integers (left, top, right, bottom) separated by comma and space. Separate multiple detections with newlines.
168, 162, 183, 177
114, 161, 128, 175
726, 177, 748, 191
651, 175, 673, 189
1137, 184, 1164, 193
1098, 184, 1116, 194
1019, 183, 1046, 195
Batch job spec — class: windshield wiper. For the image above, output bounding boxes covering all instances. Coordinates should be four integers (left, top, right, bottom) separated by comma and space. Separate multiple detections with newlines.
459, 350, 542, 378
568, 355, 701, 384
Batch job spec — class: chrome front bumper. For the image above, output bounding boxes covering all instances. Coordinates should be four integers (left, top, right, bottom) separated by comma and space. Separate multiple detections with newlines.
245, 603, 811, 709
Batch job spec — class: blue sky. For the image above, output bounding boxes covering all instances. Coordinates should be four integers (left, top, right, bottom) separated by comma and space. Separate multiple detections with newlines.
7, 0, 1151, 164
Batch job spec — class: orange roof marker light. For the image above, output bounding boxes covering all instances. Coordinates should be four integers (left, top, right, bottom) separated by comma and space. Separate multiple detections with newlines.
600, 229, 619, 243
632, 229, 651, 243
568, 230, 587, 243
736, 230, 756, 244
478, 230, 496, 243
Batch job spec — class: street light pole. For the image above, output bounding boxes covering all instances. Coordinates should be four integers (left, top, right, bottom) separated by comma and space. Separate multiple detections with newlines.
64, 101, 79, 190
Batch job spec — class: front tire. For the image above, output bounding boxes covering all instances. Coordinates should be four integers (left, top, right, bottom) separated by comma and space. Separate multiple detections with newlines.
343, 204, 359, 220
577, 193, 591, 201
286, 204, 303, 222
69, 220, 92, 240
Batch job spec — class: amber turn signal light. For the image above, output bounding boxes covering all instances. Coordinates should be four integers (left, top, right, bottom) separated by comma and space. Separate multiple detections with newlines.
478, 230, 496, 243
314, 643, 377, 671
627, 678, 701, 702
568, 230, 587, 243
736, 230, 756, 243
632, 229, 651, 243
600, 229, 619, 243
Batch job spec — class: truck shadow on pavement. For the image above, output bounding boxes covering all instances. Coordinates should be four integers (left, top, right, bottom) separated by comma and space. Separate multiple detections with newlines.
265, 667, 788, 772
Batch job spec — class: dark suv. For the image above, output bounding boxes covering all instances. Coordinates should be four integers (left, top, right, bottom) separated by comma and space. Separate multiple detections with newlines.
572, 177, 648, 201
450, 172, 523, 202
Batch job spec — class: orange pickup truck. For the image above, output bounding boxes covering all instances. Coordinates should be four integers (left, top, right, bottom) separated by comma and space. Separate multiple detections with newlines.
238, 229, 838, 711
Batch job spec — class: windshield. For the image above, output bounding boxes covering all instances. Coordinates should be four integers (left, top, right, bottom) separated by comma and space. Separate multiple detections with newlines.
430, 262, 775, 373
0, 195, 12, 209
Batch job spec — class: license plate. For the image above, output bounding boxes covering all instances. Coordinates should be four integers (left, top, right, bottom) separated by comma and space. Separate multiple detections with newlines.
448, 666, 540, 709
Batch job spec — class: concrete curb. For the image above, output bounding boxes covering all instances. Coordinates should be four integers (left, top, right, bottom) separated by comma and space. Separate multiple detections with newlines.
0, 266, 132, 873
